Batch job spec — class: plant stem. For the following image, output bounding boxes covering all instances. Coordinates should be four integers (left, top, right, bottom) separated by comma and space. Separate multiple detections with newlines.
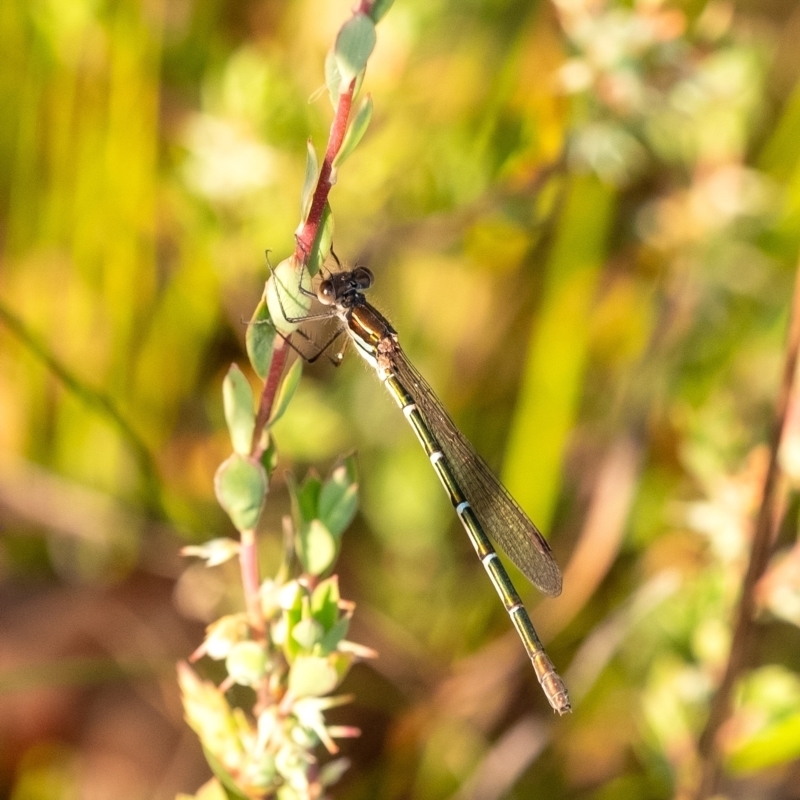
251, 58, 359, 458
252, 340, 290, 459
240, 528, 266, 641
295, 78, 356, 260
694, 257, 800, 797
241, 40, 361, 645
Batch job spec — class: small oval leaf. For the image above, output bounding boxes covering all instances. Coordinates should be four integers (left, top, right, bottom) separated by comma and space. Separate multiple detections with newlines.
292, 618, 324, 650
311, 576, 341, 630
324, 49, 341, 109
319, 485, 358, 539
334, 14, 376, 86
202, 751, 250, 800
300, 140, 319, 223
320, 617, 350, 653
288, 471, 322, 525
298, 519, 337, 576
226, 640, 268, 687
214, 454, 267, 532
289, 655, 339, 698
308, 203, 334, 277
319, 759, 351, 789
269, 358, 303, 428
203, 614, 249, 660
265, 256, 313, 334
259, 433, 278, 476
246, 296, 277, 381
332, 95, 373, 169
318, 460, 359, 538
369, 0, 395, 23
223, 365, 255, 456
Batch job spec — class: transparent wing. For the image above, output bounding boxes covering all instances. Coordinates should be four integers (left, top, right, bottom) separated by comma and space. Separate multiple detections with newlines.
390, 346, 562, 597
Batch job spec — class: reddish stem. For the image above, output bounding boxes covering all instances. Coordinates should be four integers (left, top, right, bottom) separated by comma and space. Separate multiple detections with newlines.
252, 340, 289, 459
249, 70, 357, 466
238, 341, 289, 646
239, 55, 359, 643
240, 528, 266, 641
295, 79, 356, 260
694, 257, 800, 797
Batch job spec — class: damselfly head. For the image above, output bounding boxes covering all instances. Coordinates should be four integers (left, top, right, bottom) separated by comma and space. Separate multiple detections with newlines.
317, 266, 374, 305
351, 267, 374, 291
317, 279, 336, 305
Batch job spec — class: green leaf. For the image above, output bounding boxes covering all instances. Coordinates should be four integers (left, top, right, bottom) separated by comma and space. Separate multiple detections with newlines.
332, 95, 373, 169
279, 581, 307, 663
289, 655, 339, 698
289, 470, 322, 524
311, 576, 341, 631
181, 538, 241, 567
269, 358, 302, 427
202, 750, 250, 800
329, 651, 355, 682
318, 461, 359, 538
259, 433, 278, 476
214, 454, 267, 532
225, 640, 268, 687
278, 579, 305, 612
307, 203, 334, 278
291, 618, 324, 650
300, 140, 319, 224
369, 0, 395, 23
334, 14, 376, 86
265, 256, 313, 335
319, 617, 350, 653
337, 452, 359, 484
319, 759, 351, 788
222, 364, 255, 456
246, 296, 277, 381
353, 69, 365, 102
325, 48, 365, 111
203, 614, 249, 660
324, 49, 341, 109
297, 519, 337, 576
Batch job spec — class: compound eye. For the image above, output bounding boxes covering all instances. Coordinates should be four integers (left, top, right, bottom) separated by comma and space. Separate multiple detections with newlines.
354, 267, 374, 290
317, 280, 335, 305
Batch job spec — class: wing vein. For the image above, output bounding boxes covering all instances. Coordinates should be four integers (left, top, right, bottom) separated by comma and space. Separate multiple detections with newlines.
388, 346, 562, 596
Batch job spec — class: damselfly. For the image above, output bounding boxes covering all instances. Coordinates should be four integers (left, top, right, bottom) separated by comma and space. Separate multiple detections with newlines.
271, 264, 570, 714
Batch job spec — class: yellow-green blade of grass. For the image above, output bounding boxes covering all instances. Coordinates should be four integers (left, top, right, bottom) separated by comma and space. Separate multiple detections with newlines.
502, 173, 616, 532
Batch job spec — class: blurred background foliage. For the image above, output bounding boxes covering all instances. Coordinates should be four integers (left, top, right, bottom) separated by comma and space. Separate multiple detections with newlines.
2, 0, 800, 797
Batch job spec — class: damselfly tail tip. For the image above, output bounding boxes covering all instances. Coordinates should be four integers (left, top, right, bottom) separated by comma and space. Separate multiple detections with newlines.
548, 687, 572, 716
554, 697, 572, 716
532, 652, 571, 715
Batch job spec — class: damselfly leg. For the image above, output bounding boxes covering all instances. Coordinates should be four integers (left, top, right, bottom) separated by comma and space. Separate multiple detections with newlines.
262, 255, 349, 364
